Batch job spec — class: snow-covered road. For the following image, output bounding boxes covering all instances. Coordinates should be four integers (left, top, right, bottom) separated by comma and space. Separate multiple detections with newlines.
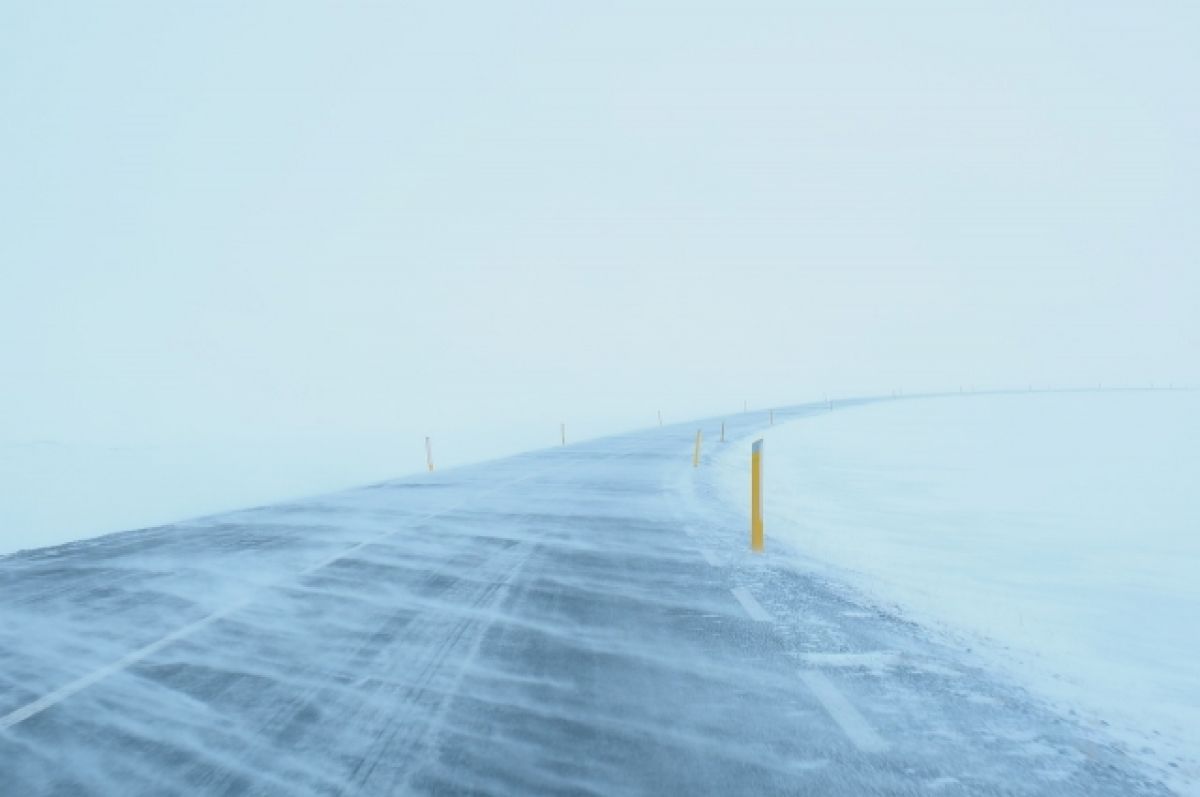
0, 402, 1171, 794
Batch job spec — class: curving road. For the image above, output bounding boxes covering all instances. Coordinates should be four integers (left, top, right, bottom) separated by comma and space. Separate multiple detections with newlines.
0, 401, 1171, 794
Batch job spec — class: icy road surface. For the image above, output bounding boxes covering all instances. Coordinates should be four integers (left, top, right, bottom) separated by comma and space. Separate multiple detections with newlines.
0, 401, 1172, 795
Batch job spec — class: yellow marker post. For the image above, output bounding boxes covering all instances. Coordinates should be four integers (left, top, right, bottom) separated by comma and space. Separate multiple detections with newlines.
750, 438, 764, 551
425, 437, 434, 473
693, 429, 703, 467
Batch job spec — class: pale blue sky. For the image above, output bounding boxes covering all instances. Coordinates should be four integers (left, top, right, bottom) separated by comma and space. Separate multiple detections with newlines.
2, 2, 1197, 466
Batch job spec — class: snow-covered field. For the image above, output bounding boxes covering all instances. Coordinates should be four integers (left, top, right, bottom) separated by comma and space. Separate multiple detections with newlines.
715, 390, 1200, 792
0, 435, 409, 556
0, 424, 616, 557
0, 414, 654, 557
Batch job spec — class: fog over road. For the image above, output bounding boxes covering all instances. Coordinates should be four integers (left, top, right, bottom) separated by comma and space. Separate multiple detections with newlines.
0, 400, 1170, 795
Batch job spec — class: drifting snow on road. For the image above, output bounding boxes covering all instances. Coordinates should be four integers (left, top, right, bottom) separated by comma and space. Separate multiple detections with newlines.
0, 397, 1181, 794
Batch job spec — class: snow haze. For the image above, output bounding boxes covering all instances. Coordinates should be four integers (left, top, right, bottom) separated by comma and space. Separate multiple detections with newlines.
2, 3, 1198, 549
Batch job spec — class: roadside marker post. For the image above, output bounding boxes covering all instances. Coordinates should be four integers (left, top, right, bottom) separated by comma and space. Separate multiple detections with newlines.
769, 409, 774, 425
425, 437, 434, 473
561, 423, 566, 446
658, 410, 663, 427
720, 421, 725, 442
693, 429, 703, 467
750, 438, 764, 551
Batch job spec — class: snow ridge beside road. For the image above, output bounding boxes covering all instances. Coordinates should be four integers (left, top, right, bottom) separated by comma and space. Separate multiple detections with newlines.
712, 390, 1200, 794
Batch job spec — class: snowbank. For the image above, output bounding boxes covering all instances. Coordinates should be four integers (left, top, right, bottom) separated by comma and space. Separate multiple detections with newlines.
715, 390, 1200, 791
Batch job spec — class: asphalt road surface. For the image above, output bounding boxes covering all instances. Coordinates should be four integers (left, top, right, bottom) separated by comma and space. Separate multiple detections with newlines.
0, 401, 1171, 795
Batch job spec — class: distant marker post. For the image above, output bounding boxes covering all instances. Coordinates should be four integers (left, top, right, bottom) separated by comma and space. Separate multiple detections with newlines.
750, 438, 764, 551
693, 429, 703, 467
560, 422, 566, 446
425, 437, 434, 473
